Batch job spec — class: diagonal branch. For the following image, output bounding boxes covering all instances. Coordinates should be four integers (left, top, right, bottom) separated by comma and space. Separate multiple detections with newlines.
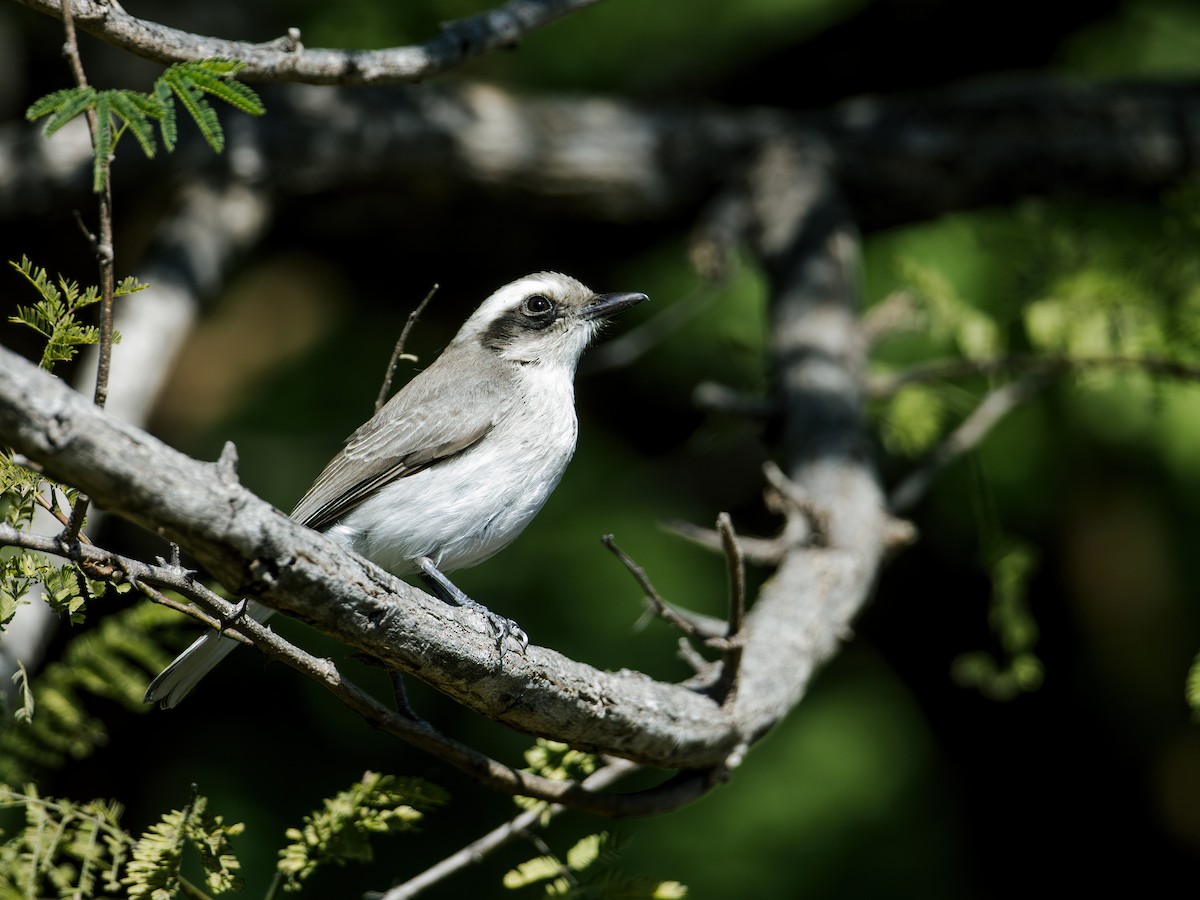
866, 352, 1200, 397
0, 519, 714, 816
13, 0, 605, 85
0, 341, 738, 773
889, 376, 1048, 513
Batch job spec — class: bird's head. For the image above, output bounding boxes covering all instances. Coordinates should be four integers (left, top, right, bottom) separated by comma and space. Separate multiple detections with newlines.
454, 272, 647, 369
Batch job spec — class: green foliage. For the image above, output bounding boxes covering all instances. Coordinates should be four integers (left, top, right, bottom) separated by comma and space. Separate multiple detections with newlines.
0, 784, 240, 900
7, 255, 145, 369
897, 258, 1004, 361
276, 770, 448, 892
0, 602, 185, 785
1, 449, 129, 630
1187, 652, 1200, 720
513, 739, 599, 821
504, 742, 684, 896
123, 790, 244, 899
523, 739, 598, 784
504, 831, 687, 899
879, 383, 947, 457
25, 59, 264, 191
154, 59, 266, 154
0, 784, 131, 899
952, 541, 1044, 701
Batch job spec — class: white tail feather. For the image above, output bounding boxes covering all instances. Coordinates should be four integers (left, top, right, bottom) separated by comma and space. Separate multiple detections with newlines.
144, 601, 275, 707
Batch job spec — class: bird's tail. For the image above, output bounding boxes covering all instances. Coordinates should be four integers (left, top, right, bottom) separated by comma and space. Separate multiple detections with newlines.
144, 600, 275, 708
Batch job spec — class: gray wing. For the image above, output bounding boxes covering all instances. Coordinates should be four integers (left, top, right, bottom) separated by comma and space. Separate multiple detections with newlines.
289, 363, 506, 530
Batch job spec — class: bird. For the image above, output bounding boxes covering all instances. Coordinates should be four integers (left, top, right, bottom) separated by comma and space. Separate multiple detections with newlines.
144, 272, 647, 708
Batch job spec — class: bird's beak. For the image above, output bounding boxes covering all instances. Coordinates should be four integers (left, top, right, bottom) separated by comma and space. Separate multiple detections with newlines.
581, 291, 648, 321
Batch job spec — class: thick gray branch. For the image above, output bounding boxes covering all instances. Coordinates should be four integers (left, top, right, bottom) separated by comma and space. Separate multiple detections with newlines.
730, 142, 885, 744
1, 143, 888, 781
0, 344, 737, 771
5, 78, 1198, 227
12, 0, 603, 84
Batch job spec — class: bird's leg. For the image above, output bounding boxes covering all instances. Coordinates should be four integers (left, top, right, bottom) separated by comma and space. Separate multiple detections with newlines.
389, 671, 424, 722
415, 556, 529, 654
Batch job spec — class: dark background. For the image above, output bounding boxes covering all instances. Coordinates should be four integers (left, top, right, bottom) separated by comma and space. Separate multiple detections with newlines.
2, 0, 1199, 897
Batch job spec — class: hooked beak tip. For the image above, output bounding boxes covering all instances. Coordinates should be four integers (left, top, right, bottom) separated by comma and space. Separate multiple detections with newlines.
583, 291, 648, 320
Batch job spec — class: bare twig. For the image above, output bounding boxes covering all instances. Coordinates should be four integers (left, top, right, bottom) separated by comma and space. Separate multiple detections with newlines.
713, 513, 746, 704
582, 281, 717, 374
866, 353, 1200, 397
602, 534, 730, 645
0, 519, 723, 816
858, 290, 920, 347
662, 517, 786, 566
31, 489, 90, 544
378, 758, 634, 900
691, 381, 775, 418
16, 0, 606, 86
375, 283, 439, 414
56, 0, 117, 545
890, 375, 1047, 513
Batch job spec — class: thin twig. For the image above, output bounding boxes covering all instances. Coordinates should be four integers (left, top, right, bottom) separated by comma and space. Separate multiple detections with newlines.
858, 289, 920, 347
375, 283, 438, 414
890, 375, 1047, 513
582, 281, 717, 375
0, 521, 722, 816
58, 0, 117, 544
762, 460, 819, 546
602, 534, 731, 645
130, 579, 252, 648
866, 352, 1200, 397
376, 759, 640, 900
32, 489, 91, 544
713, 513, 746, 704
691, 381, 775, 418
661, 517, 786, 566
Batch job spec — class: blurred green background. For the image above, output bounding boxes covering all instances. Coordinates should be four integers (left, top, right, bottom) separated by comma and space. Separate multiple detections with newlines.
2, 0, 1200, 897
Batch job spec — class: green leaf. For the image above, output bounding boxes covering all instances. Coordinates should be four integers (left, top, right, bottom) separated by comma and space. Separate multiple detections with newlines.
108, 90, 163, 159
154, 79, 178, 152
276, 771, 446, 891
174, 60, 265, 116
880, 383, 946, 457
0, 785, 132, 899
115, 274, 151, 297
29, 86, 97, 137
0, 602, 190, 785
8, 256, 138, 369
155, 59, 264, 153
1187, 652, 1200, 719
11, 660, 34, 723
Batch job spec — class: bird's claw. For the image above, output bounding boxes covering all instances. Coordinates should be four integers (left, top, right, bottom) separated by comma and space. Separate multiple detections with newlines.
486, 614, 529, 656
416, 556, 528, 657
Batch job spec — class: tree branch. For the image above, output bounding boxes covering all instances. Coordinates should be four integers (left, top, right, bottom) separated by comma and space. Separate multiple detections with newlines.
0, 145, 889, 786
0, 342, 740, 773
13, 0, 604, 85
866, 352, 1200, 397
377, 759, 640, 899
889, 376, 1048, 513
729, 141, 886, 747
6, 78, 1199, 229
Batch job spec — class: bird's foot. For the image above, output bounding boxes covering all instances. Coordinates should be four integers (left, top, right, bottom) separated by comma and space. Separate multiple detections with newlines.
416, 556, 529, 655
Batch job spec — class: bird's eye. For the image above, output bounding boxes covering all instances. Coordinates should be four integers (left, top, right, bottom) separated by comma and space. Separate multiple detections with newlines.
521, 295, 554, 316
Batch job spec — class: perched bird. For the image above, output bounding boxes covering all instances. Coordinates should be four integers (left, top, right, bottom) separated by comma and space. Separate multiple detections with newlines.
145, 272, 647, 707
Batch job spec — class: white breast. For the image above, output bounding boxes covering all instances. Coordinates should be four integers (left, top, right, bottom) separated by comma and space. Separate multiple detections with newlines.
327, 363, 579, 575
